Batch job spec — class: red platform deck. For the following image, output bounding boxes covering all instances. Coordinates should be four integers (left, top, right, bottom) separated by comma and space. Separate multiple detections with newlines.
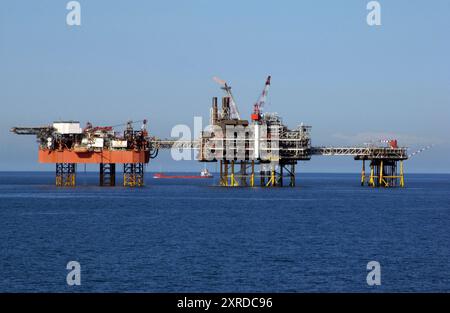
38, 149, 150, 164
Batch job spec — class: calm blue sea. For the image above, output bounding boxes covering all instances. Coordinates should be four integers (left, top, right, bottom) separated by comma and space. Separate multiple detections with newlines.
0, 171, 449, 292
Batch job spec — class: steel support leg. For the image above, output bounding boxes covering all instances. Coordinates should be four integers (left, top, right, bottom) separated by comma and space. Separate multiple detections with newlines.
361, 160, 366, 186
366, 159, 404, 188
100, 163, 116, 187
400, 161, 405, 188
123, 163, 144, 187
56, 163, 76, 187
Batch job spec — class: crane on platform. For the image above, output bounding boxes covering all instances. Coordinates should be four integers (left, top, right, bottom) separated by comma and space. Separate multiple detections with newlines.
251, 75, 271, 122
213, 76, 240, 120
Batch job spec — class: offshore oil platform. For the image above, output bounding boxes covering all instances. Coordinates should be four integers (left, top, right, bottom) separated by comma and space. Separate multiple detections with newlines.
11, 76, 409, 188
194, 76, 408, 187
11, 120, 158, 187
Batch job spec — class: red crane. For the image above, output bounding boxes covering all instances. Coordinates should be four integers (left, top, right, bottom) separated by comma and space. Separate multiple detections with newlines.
251, 75, 271, 122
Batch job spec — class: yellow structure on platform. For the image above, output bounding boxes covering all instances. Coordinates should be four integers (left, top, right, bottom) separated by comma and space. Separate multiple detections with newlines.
219, 160, 296, 187
123, 163, 145, 187
361, 159, 405, 188
55, 163, 76, 187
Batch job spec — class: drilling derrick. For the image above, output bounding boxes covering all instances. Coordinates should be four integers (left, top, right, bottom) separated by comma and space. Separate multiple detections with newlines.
11, 120, 157, 187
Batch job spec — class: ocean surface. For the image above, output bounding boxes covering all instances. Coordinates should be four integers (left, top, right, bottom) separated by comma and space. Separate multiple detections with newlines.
0, 171, 449, 292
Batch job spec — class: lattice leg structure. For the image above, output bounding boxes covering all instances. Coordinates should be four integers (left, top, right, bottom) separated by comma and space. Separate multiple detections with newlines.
123, 163, 144, 187
260, 165, 266, 187
265, 162, 296, 187
218, 160, 296, 187
56, 163, 76, 187
364, 159, 405, 188
219, 160, 240, 186
219, 160, 227, 186
100, 163, 116, 187
280, 162, 296, 187
264, 163, 277, 187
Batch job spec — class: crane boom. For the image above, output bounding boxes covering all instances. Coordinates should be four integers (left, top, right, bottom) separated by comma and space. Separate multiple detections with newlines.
213, 76, 240, 120
255, 75, 271, 112
251, 75, 271, 122
10, 126, 55, 137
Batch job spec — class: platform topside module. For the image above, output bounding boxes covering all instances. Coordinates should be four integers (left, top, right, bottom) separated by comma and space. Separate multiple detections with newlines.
11, 120, 158, 187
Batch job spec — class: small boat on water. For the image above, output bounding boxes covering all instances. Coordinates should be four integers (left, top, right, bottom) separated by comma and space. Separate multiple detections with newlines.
153, 168, 213, 179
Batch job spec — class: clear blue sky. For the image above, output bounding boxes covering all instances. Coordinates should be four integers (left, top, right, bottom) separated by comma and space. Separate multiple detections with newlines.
1, 0, 449, 172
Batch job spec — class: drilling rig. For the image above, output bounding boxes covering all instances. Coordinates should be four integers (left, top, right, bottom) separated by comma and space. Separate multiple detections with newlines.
10, 120, 158, 187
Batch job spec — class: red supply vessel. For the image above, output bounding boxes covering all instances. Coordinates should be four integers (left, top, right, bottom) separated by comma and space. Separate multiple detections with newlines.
153, 168, 213, 179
